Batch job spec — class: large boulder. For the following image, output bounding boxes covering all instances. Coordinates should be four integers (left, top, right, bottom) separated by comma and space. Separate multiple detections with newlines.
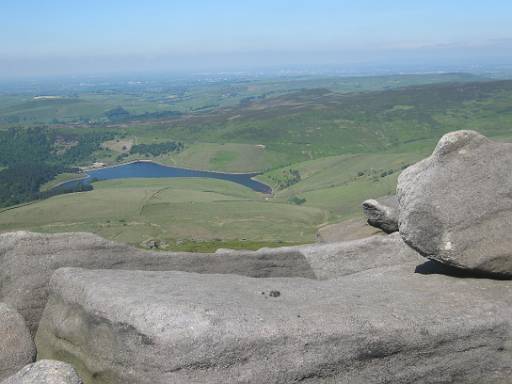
37, 266, 512, 384
0, 304, 35, 381
362, 195, 399, 233
1, 360, 82, 384
397, 130, 512, 276
0, 231, 419, 334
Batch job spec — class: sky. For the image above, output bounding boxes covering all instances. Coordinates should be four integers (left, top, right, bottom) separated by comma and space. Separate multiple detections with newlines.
2, 0, 512, 77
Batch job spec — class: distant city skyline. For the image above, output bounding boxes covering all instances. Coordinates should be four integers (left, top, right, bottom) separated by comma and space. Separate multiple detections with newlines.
2, 0, 512, 77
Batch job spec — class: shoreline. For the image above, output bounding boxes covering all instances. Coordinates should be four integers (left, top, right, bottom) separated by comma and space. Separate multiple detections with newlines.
51, 159, 274, 194
81, 159, 264, 176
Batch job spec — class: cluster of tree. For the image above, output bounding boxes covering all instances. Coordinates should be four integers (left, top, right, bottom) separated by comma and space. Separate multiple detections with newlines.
105, 106, 130, 121
130, 141, 184, 157
239, 94, 266, 107
59, 132, 116, 164
356, 163, 411, 182
0, 127, 115, 207
105, 107, 182, 122
0, 127, 55, 166
269, 169, 301, 190
131, 110, 182, 120
0, 163, 77, 208
288, 195, 306, 205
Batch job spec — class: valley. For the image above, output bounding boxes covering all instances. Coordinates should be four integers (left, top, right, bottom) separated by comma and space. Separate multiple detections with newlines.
1, 73, 512, 250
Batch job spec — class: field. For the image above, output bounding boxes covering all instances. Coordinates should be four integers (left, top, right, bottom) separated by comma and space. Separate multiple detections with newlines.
1, 73, 512, 250
0, 178, 325, 251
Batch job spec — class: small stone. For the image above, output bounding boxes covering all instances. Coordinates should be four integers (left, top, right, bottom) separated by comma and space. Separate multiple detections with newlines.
1, 360, 82, 384
362, 195, 399, 233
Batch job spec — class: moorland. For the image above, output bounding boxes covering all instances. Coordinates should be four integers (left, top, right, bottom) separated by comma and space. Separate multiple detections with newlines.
1, 72, 511, 251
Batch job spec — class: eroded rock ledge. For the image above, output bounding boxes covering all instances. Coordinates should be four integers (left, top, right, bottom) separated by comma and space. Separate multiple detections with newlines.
0, 231, 419, 335
36, 267, 512, 384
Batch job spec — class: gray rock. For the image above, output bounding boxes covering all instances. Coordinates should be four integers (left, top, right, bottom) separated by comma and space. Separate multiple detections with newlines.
397, 130, 512, 276
0, 231, 419, 335
37, 266, 512, 384
1, 360, 82, 384
282, 232, 422, 280
362, 195, 399, 233
0, 231, 314, 334
0, 304, 35, 381
204, 232, 421, 281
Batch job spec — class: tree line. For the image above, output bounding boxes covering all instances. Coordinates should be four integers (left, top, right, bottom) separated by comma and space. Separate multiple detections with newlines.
130, 141, 184, 157
0, 127, 115, 208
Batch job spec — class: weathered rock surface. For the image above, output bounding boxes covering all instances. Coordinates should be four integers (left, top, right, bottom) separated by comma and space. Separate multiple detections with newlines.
0, 304, 35, 381
1, 360, 82, 384
316, 217, 383, 242
362, 195, 399, 233
397, 130, 512, 276
0, 231, 314, 334
0, 231, 419, 334
282, 232, 421, 280
37, 266, 512, 384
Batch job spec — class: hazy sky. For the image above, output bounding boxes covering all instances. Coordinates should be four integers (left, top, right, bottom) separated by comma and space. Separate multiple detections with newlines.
2, 0, 512, 77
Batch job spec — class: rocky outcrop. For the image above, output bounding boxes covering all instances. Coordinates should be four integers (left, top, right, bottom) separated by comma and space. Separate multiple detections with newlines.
1, 360, 82, 384
397, 130, 512, 277
0, 304, 35, 381
0, 231, 314, 334
8, 129, 512, 383
37, 266, 512, 384
362, 195, 399, 233
0, 231, 419, 335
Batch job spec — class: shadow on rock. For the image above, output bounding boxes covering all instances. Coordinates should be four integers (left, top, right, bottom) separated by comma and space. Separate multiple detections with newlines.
415, 260, 512, 280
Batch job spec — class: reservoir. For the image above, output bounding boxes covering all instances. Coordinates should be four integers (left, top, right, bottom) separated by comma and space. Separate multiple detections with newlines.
53, 161, 272, 194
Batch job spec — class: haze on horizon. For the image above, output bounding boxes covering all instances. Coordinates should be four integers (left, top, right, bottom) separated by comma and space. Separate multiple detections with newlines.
2, 0, 512, 78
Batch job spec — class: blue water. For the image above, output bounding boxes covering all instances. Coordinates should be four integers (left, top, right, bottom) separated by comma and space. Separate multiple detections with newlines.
53, 161, 272, 194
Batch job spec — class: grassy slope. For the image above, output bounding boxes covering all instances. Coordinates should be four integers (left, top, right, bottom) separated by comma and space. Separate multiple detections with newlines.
2, 77, 512, 250
105, 79, 512, 174
170, 143, 285, 172
0, 153, 424, 250
0, 178, 326, 250
259, 152, 426, 220
100, 142, 288, 173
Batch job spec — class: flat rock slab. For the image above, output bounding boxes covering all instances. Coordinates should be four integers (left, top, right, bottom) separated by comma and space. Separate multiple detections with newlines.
1, 360, 82, 384
397, 130, 512, 276
0, 231, 419, 334
0, 303, 35, 381
289, 232, 421, 280
36, 267, 512, 384
0, 231, 314, 334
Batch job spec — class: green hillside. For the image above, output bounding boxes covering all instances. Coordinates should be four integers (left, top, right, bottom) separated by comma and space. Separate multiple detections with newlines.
1, 75, 512, 250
